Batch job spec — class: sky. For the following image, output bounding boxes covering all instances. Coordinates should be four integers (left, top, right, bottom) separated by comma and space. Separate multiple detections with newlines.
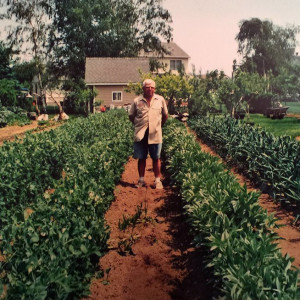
163, 0, 300, 76
1, 0, 300, 76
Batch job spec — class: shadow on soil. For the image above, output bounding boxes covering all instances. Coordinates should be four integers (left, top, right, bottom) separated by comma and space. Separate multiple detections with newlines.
118, 180, 137, 188
155, 166, 215, 300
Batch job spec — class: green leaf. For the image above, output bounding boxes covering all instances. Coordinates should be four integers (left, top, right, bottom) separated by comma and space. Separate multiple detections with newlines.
30, 233, 39, 243
80, 244, 88, 254
102, 280, 109, 285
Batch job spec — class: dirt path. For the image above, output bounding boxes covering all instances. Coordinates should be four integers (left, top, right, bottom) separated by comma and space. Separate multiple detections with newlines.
87, 157, 212, 300
0, 121, 39, 145
88, 137, 300, 299
0, 120, 62, 145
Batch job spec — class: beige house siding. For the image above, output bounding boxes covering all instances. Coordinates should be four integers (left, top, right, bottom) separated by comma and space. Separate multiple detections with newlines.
140, 42, 190, 74
156, 57, 189, 74
85, 42, 190, 111
45, 90, 65, 106
94, 85, 136, 108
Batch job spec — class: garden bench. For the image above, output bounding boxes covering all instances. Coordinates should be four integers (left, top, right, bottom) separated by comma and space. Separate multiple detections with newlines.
264, 106, 289, 119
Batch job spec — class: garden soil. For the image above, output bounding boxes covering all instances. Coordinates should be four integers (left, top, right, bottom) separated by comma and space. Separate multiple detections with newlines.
0, 121, 40, 145
1, 122, 299, 300
87, 156, 211, 300
0, 120, 62, 145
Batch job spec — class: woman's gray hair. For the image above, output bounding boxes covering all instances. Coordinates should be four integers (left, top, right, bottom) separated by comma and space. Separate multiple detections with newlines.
142, 79, 155, 87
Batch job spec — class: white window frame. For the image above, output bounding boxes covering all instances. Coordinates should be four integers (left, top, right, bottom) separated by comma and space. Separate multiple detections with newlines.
170, 59, 182, 71
112, 91, 122, 102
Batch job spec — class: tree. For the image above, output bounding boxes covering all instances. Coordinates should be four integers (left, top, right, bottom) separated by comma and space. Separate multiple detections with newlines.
0, 0, 52, 113
0, 0, 51, 60
13, 60, 39, 88
48, 0, 173, 80
126, 71, 193, 114
188, 70, 227, 116
149, 58, 168, 74
216, 77, 236, 116
269, 66, 300, 101
187, 68, 269, 117
234, 71, 267, 96
155, 73, 193, 114
1, 0, 173, 115
0, 41, 33, 109
0, 79, 18, 106
229, 71, 267, 116
0, 0, 51, 73
236, 18, 298, 76
0, 41, 15, 79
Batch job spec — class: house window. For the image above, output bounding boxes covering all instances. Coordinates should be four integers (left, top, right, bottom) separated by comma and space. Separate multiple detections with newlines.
170, 60, 182, 71
112, 91, 122, 101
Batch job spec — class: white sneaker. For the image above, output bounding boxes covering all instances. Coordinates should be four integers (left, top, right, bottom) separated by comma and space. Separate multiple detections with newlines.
135, 181, 147, 188
155, 180, 163, 189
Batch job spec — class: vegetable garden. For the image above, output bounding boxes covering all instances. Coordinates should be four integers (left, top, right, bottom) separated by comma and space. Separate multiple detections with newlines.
164, 118, 300, 299
0, 110, 299, 299
0, 110, 132, 299
188, 116, 300, 213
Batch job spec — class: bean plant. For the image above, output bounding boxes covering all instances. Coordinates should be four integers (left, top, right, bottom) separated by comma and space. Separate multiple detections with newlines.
0, 110, 133, 299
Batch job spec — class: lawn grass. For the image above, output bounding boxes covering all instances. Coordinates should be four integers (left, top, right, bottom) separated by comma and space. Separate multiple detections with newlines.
248, 114, 300, 139
282, 101, 300, 114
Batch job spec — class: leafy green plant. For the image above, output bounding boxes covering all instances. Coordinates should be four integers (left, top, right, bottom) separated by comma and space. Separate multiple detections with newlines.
37, 120, 50, 126
188, 116, 300, 210
0, 109, 133, 299
116, 202, 155, 256
117, 235, 139, 256
0, 105, 30, 127
118, 204, 143, 231
163, 118, 300, 299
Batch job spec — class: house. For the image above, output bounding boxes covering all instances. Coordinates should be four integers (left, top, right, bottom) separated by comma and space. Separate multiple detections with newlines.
85, 57, 150, 111
85, 42, 190, 111
139, 41, 190, 74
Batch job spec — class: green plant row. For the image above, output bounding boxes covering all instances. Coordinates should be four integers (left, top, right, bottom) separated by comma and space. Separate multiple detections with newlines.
0, 105, 31, 127
163, 119, 299, 300
0, 110, 133, 299
188, 116, 300, 210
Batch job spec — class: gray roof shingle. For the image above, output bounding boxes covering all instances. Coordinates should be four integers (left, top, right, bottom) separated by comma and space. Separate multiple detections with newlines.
139, 42, 190, 58
85, 57, 150, 84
